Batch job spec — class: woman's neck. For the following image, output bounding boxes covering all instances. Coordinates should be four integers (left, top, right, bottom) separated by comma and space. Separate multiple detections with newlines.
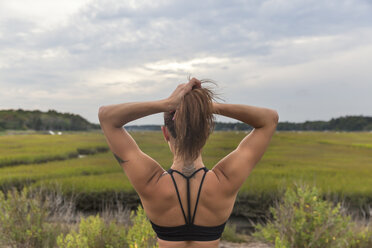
170, 154, 205, 176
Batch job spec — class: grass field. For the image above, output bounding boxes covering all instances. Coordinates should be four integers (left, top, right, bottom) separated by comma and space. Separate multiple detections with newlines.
0, 130, 371, 213
0, 131, 108, 167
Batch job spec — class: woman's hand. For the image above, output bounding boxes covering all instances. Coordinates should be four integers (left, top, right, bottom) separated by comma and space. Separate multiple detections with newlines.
165, 78, 201, 112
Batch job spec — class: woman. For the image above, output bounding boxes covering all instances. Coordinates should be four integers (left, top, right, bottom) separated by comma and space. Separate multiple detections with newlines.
98, 78, 279, 248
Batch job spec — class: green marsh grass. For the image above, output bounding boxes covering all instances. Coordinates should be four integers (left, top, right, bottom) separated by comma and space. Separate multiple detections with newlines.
0, 152, 123, 190
0, 131, 371, 214
0, 132, 108, 167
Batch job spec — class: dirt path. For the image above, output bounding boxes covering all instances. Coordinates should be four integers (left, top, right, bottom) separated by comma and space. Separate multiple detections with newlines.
219, 240, 273, 248
219, 235, 273, 248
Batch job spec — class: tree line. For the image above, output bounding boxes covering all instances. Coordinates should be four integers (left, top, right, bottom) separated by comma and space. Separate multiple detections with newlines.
277, 115, 372, 131
126, 116, 372, 131
1, 109, 371, 132
0, 109, 100, 131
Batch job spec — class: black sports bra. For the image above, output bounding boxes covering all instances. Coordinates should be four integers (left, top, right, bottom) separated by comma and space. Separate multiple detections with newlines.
149, 167, 227, 241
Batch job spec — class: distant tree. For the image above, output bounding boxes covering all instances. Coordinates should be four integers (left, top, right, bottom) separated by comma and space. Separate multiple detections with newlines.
0, 109, 100, 131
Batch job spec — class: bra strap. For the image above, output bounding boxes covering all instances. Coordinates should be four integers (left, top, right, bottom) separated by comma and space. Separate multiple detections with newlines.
187, 178, 191, 224
191, 168, 208, 224
170, 167, 206, 179
168, 170, 188, 224
168, 167, 209, 225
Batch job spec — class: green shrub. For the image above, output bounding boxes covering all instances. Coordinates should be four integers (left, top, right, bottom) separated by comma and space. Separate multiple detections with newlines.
221, 222, 246, 243
126, 205, 158, 248
275, 236, 287, 248
349, 221, 372, 248
56, 214, 127, 248
253, 183, 354, 248
0, 187, 53, 248
57, 204, 158, 248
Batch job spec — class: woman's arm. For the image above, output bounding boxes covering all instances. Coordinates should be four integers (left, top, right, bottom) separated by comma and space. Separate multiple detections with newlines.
213, 102, 278, 128
98, 99, 169, 128
211, 102, 279, 196
98, 100, 169, 198
99, 77, 202, 127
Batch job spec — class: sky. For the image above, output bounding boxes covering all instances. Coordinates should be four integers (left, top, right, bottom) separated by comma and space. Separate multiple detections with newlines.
0, 0, 371, 125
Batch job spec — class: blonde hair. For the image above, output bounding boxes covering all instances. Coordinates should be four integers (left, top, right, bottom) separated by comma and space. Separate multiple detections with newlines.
164, 79, 219, 162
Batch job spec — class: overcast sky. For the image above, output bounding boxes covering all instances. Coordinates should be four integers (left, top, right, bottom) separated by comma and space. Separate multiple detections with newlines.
1, 0, 371, 125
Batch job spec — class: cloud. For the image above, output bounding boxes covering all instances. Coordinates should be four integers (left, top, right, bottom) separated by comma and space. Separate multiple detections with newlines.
0, 0, 371, 124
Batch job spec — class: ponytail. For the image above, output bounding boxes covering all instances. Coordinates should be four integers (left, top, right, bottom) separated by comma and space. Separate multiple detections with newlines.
164, 80, 218, 162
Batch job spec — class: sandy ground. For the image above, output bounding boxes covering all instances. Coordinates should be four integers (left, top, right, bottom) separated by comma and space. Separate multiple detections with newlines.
219, 240, 273, 248
219, 234, 273, 248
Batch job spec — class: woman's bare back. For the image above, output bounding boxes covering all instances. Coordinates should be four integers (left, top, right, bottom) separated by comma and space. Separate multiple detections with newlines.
141, 168, 237, 248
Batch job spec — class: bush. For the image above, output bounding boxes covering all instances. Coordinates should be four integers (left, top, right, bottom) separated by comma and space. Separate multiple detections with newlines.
349, 220, 372, 248
126, 205, 158, 248
56, 214, 127, 248
0, 187, 54, 248
56, 204, 158, 248
221, 223, 246, 243
253, 183, 355, 247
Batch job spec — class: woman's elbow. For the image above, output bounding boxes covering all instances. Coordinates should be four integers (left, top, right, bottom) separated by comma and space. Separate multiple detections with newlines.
98, 106, 107, 122
270, 110, 279, 125
273, 110, 279, 124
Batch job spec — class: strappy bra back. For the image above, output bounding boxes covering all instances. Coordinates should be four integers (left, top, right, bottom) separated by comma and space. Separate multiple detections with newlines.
149, 167, 227, 241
